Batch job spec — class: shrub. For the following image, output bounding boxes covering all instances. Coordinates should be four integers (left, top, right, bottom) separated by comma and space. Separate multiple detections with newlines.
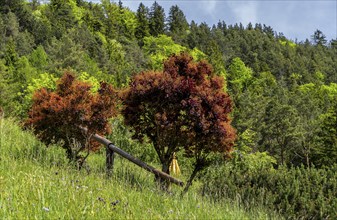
201, 161, 337, 219
25, 71, 118, 167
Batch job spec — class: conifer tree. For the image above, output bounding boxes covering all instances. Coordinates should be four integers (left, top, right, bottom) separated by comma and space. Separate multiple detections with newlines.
314, 100, 337, 166
312, 29, 327, 46
149, 1, 165, 36
167, 5, 188, 43
135, 3, 150, 43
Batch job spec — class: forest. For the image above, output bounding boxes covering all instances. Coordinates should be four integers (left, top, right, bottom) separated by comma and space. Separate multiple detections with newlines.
0, 0, 337, 219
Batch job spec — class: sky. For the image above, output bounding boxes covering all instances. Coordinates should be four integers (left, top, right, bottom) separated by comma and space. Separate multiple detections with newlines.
89, 0, 337, 42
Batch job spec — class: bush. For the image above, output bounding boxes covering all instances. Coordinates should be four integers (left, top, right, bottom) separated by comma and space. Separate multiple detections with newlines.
201, 160, 337, 219
25, 72, 118, 167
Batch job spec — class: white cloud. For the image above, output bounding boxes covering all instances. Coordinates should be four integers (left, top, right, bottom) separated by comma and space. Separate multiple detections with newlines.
202, 0, 217, 14
227, 1, 258, 25
197, 0, 218, 19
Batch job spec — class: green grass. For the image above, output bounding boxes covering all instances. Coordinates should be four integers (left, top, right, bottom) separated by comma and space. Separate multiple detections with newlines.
0, 118, 279, 219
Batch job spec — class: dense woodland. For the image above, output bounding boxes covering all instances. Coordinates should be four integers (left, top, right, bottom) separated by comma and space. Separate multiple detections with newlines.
1, 0, 337, 218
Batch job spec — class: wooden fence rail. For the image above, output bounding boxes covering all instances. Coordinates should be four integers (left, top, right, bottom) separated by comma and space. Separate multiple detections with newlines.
80, 127, 184, 187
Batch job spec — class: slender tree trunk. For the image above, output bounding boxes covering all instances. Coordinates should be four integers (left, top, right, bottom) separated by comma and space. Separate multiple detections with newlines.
162, 163, 170, 173
65, 146, 74, 161
182, 164, 201, 196
305, 146, 310, 168
281, 145, 284, 165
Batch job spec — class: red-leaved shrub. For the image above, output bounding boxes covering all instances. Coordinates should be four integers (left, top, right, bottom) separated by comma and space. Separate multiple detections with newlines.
26, 72, 118, 166
122, 53, 236, 190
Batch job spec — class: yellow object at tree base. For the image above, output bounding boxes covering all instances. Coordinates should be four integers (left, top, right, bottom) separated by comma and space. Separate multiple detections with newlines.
169, 152, 181, 176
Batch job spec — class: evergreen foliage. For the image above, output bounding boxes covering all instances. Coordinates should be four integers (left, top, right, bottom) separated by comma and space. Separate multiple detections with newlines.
0, 0, 336, 169
202, 162, 337, 219
135, 3, 150, 44
148, 1, 165, 37
167, 5, 189, 44
1, 0, 337, 217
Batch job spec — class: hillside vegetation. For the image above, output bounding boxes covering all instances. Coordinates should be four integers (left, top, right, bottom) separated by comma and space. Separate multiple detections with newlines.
0, 0, 337, 219
0, 118, 277, 219
1, 0, 336, 167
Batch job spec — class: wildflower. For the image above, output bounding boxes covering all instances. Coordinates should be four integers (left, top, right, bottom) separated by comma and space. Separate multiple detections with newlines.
97, 197, 106, 203
111, 200, 119, 206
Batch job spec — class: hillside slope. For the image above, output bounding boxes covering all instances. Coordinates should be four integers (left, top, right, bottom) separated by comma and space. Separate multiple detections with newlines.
0, 118, 279, 219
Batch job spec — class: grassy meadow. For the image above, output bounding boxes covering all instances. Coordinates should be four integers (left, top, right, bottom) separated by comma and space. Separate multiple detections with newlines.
0, 118, 280, 219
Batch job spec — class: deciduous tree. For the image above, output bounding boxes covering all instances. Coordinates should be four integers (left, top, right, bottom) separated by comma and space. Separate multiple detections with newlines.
26, 72, 118, 167
122, 54, 236, 190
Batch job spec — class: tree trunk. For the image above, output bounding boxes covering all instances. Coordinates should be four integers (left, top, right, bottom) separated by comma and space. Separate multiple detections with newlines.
65, 146, 74, 161
156, 161, 171, 191
281, 146, 284, 165
305, 147, 310, 168
182, 164, 201, 196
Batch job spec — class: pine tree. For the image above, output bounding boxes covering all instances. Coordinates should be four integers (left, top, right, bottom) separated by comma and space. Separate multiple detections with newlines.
0, 0, 23, 14
149, 1, 165, 36
135, 3, 150, 43
314, 100, 337, 166
312, 29, 327, 46
167, 5, 188, 43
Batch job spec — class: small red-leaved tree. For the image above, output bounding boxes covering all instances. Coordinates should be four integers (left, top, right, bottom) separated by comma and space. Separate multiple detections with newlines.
25, 72, 118, 167
122, 53, 236, 191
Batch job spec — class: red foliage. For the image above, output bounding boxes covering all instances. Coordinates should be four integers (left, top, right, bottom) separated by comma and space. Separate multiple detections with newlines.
122, 53, 236, 177
26, 71, 118, 160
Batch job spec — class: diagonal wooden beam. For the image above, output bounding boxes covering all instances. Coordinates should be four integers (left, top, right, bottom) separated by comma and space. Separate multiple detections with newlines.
80, 127, 184, 186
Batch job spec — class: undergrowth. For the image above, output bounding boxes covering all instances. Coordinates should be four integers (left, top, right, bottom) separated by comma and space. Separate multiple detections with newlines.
0, 118, 278, 219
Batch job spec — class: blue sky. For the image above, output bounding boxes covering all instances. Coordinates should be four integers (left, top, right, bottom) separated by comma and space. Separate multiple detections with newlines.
89, 0, 337, 42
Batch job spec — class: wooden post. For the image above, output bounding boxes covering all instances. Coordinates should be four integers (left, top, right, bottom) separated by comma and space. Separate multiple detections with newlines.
106, 146, 114, 176
79, 126, 184, 186
106, 142, 184, 186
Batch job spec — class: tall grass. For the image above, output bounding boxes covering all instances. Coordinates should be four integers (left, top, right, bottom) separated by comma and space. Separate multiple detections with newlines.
0, 118, 278, 219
